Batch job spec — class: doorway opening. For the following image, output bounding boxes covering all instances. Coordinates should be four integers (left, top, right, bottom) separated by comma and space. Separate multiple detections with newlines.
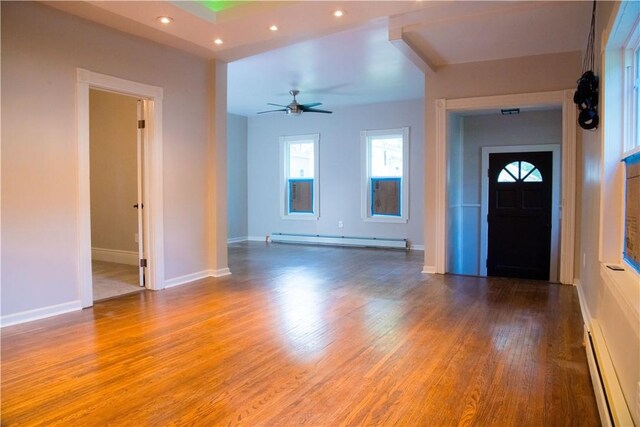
434, 90, 577, 284
89, 89, 146, 301
77, 69, 165, 307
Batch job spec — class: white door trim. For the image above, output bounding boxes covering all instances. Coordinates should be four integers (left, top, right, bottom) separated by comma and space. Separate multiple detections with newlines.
76, 69, 165, 308
480, 144, 561, 282
435, 89, 577, 284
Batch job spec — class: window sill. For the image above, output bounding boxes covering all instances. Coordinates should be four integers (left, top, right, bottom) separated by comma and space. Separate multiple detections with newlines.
281, 214, 318, 221
363, 216, 408, 224
599, 262, 640, 328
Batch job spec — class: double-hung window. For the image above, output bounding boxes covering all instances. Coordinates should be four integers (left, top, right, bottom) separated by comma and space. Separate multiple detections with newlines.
361, 127, 409, 222
623, 23, 640, 272
280, 134, 319, 219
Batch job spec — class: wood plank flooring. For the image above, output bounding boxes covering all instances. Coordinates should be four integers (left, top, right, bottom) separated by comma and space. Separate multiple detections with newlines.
1, 242, 599, 426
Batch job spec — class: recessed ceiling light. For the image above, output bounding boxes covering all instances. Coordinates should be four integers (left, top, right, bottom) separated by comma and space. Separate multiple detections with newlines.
333, 9, 345, 17
269, 25, 279, 32
214, 38, 224, 45
157, 16, 173, 25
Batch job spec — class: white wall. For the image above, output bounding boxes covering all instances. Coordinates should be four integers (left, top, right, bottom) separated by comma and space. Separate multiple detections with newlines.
451, 110, 563, 276
227, 113, 248, 240
1, 2, 216, 317
247, 99, 424, 247
89, 89, 139, 254
576, 2, 639, 424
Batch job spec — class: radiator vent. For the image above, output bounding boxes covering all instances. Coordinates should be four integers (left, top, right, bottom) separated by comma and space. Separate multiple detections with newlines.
269, 233, 408, 250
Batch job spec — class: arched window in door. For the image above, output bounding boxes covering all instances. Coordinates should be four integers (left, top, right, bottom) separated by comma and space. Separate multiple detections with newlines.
497, 161, 543, 182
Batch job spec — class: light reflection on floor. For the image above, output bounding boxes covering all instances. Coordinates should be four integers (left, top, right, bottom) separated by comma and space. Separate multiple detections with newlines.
274, 271, 328, 361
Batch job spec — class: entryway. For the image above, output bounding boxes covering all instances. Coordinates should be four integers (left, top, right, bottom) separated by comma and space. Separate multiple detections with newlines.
76, 69, 165, 307
89, 89, 146, 301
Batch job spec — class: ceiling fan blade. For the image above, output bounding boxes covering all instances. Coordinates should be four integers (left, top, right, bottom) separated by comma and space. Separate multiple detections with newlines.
304, 108, 332, 114
301, 102, 322, 108
267, 103, 288, 108
257, 109, 287, 114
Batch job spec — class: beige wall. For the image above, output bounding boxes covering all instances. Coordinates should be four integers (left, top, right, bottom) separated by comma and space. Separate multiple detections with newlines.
423, 51, 582, 269
1, 2, 218, 316
89, 90, 138, 253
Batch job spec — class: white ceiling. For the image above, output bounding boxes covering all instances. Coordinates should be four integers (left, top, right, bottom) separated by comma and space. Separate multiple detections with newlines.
228, 21, 425, 116
47, 1, 593, 118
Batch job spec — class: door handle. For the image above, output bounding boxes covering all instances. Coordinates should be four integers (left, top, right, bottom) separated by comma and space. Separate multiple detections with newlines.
133, 203, 144, 209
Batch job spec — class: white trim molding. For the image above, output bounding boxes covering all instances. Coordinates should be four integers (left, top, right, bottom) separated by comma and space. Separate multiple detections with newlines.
422, 265, 436, 274
434, 90, 576, 284
91, 248, 138, 266
279, 133, 320, 220
1, 301, 82, 328
227, 236, 248, 244
164, 269, 231, 289
76, 69, 165, 307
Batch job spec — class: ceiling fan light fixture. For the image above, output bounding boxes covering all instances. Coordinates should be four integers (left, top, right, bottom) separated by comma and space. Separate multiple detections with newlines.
157, 16, 173, 25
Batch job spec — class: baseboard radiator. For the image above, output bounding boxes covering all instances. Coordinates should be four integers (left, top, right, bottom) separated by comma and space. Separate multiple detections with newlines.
269, 233, 408, 250
584, 322, 635, 427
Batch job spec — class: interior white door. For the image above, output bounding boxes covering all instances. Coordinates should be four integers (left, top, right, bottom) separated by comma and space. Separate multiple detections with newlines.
136, 100, 146, 287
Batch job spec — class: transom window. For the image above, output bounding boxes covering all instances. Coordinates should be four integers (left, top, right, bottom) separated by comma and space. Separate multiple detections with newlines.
497, 161, 543, 182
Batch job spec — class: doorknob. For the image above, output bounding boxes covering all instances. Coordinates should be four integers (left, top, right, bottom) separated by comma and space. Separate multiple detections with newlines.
133, 203, 144, 209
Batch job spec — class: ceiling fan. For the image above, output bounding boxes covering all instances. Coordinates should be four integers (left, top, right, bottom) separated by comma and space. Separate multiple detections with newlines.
257, 90, 332, 116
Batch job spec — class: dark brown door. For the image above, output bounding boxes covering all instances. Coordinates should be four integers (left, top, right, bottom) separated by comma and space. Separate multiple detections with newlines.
487, 151, 552, 280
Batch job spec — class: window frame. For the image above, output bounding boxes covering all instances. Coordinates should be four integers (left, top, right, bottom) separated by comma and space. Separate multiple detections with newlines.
360, 127, 409, 223
279, 133, 320, 220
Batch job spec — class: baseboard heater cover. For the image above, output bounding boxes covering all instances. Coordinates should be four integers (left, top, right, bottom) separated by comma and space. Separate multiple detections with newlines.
269, 233, 408, 250
585, 322, 635, 427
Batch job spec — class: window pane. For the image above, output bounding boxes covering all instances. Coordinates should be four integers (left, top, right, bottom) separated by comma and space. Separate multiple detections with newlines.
289, 142, 314, 178
523, 168, 543, 182
498, 169, 516, 182
371, 137, 402, 177
520, 161, 535, 177
505, 161, 520, 180
371, 178, 401, 216
289, 179, 313, 213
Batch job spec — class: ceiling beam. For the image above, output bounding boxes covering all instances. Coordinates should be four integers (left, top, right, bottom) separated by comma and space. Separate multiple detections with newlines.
388, 27, 437, 74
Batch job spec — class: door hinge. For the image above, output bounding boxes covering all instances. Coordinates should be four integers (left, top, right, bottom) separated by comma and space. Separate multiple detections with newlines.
140, 258, 147, 268
138, 119, 146, 129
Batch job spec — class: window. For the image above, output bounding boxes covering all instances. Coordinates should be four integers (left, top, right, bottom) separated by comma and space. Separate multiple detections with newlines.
361, 127, 409, 222
623, 21, 640, 272
280, 134, 319, 219
497, 161, 543, 182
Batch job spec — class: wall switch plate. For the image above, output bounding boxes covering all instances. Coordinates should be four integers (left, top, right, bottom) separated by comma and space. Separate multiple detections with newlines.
338, 221, 344, 228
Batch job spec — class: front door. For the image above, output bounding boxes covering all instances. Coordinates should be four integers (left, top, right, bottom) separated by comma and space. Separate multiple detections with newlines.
487, 151, 552, 280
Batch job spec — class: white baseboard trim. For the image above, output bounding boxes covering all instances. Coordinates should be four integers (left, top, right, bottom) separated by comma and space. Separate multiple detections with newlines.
164, 270, 212, 289
92, 247, 138, 266
227, 236, 248, 244
422, 265, 436, 274
574, 279, 592, 332
247, 236, 267, 242
211, 267, 232, 277
164, 268, 232, 289
1, 300, 82, 328
411, 244, 425, 251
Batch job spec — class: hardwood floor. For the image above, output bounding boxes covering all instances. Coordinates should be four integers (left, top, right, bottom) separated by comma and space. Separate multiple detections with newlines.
1, 242, 599, 426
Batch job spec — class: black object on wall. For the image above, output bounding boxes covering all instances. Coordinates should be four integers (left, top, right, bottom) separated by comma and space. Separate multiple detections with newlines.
574, 0, 599, 130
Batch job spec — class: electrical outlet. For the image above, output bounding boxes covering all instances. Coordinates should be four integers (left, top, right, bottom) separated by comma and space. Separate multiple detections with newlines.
135, 233, 139, 243
338, 221, 344, 228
